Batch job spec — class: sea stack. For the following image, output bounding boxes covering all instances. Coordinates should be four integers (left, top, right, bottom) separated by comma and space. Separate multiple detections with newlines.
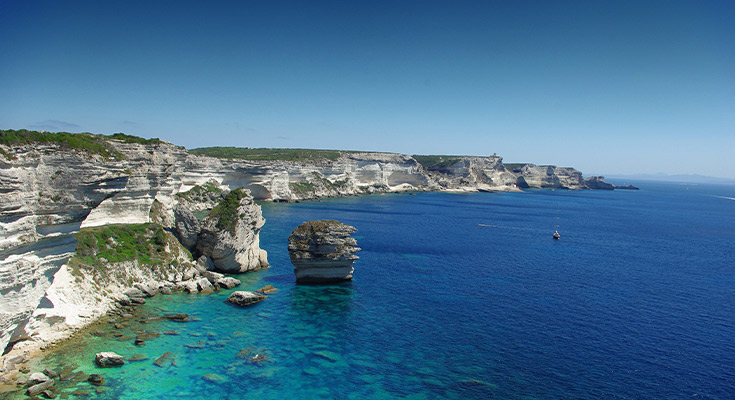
288, 220, 360, 283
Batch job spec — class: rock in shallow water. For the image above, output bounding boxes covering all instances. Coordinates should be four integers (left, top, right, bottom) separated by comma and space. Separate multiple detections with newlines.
27, 372, 50, 385
226, 291, 266, 307
94, 352, 125, 368
288, 220, 360, 284
26, 380, 53, 396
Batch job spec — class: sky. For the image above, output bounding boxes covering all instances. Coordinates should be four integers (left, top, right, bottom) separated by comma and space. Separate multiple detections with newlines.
1, 0, 733, 178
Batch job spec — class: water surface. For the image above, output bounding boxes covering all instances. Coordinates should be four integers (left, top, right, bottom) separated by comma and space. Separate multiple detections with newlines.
13, 182, 735, 399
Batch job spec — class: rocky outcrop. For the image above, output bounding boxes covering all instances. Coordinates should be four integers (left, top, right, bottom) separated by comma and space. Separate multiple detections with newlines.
583, 176, 615, 190
509, 164, 585, 189
0, 138, 268, 357
288, 220, 360, 283
195, 188, 268, 273
226, 291, 266, 307
94, 352, 125, 367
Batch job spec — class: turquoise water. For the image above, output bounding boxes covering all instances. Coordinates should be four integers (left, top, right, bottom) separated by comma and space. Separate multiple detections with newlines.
11, 182, 735, 399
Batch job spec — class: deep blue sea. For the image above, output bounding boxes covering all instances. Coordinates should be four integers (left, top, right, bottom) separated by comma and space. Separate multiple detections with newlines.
20, 181, 735, 399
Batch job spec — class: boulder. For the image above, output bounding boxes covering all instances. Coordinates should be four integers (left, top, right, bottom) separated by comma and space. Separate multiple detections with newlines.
226, 291, 266, 307
26, 380, 54, 396
216, 277, 241, 289
123, 288, 145, 299
27, 372, 50, 386
182, 266, 199, 281
135, 282, 158, 297
196, 278, 215, 294
42, 369, 58, 379
203, 270, 224, 284
288, 220, 360, 283
94, 352, 125, 368
181, 280, 199, 293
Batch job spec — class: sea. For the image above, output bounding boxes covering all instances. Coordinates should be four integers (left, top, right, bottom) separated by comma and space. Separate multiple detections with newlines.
7, 181, 735, 399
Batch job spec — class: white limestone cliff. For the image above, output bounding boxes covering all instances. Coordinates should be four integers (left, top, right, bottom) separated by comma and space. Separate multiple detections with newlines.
0, 133, 620, 359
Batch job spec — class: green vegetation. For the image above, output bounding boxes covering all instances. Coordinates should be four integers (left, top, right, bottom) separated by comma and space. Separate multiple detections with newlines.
292, 219, 345, 236
190, 147, 343, 162
289, 181, 316, 195
207, 188, 250, 234
412, 155, 464, 170
1, 129, 121, 159
0, 146, 16, 161
69, 223, 181, 271
0, 129, 163, 159
149, 199, 166, 225
107, 132, 163, 145
176, 180, 223, 202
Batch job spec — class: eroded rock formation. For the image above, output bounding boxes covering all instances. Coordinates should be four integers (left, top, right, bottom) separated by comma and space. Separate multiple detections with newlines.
288, 220, 360, 283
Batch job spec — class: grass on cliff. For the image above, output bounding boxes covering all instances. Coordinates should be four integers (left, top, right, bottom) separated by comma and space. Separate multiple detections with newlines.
176, 180, 223, 202
0, 129, 162, 159
190, 147, 343, 162
207, 188, 251, 235
107, 132, 163, 145
69, 223, 183, 271
412, 155, 465, 170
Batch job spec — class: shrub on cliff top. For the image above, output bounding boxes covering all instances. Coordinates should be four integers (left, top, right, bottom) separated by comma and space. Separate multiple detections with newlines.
412, 155, 464, 170
0, 129, 121, 159
190, 147, 342, 162
0, 129, 163, 159
207, 188, 251, 235
107, 132, 163, 145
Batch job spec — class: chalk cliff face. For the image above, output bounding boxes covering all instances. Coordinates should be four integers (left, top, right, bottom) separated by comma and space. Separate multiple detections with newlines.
0, 139, 267, 355
420, 156, 520, 192
0, 132, 628, 356
509, 164, 585, 190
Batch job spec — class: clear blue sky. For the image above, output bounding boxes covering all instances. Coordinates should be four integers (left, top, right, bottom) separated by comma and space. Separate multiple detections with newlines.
1, 0, 733, 178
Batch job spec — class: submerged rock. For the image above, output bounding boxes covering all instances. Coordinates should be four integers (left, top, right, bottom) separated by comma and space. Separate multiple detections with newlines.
226, 291, 266, 307
288, 220, 360, 284
87, 374, 105, 386
257, 285, 278, 294
163, 313, 191, 322
153, 352, 173, 367
128, 354, 148, 362
202, 373, 227, 383
95, 352, 124, 368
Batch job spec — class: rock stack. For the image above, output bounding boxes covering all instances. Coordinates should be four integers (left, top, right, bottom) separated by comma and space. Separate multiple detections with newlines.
288, 220, 360, 283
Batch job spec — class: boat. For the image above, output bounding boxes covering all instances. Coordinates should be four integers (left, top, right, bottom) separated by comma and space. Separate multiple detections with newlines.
553, 203, 561, 239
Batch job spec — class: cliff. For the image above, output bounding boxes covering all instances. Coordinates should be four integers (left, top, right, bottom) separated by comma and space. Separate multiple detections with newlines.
0, 129, 629, 357
0, 132, 267, 357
